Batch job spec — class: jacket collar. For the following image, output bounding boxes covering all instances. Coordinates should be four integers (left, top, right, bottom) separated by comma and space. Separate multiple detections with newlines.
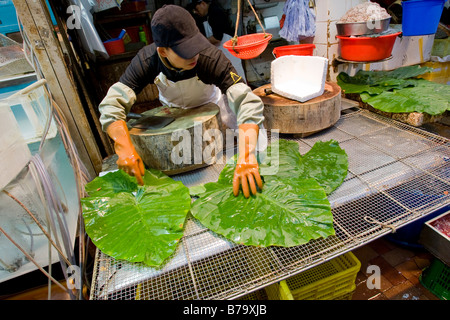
157, 50, 183, 72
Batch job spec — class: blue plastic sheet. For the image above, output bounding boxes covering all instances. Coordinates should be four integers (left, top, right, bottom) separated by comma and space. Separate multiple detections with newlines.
279, 0, 316, 42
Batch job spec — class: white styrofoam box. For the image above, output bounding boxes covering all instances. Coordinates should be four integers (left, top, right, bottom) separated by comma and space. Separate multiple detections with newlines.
271, 55, 329, 102
0, 102, 31, 190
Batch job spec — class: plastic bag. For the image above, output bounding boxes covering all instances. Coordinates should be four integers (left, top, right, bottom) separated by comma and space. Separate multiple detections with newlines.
69, 0, 110, 59
279, 0, 316, 42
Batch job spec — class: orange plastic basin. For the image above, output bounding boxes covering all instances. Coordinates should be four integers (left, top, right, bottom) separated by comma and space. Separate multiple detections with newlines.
223, 33, 272, 60
272, 44, 315, 58
336, 31, 401, 62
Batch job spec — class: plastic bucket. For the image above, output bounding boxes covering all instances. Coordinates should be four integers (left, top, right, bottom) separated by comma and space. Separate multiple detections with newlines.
272, 44, 315, 58
402, 0, 445, 36
103, 38, 125, 56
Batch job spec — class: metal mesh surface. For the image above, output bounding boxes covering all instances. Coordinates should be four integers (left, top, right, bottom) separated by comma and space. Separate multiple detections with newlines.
0, 34, 35, 79
89, 110, 450, 300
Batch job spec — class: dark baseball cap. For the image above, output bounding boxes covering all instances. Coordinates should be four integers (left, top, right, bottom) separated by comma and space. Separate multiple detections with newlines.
151, 5, 211, 59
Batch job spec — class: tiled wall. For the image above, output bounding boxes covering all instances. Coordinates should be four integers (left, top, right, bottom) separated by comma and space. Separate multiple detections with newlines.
314, 0, 368, 80
315, 0, 367, 59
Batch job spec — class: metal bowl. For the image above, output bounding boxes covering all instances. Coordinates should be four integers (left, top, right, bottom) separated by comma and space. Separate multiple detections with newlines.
336, 17, 391, 36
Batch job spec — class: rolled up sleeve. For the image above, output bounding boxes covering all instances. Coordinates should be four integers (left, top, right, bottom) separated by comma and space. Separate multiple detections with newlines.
98, 82, 137, 131
226, 82, 264, 126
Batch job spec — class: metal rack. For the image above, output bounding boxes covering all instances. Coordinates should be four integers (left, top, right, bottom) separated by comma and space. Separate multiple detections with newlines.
0, 33, 35, 81
89, 109, 450, 300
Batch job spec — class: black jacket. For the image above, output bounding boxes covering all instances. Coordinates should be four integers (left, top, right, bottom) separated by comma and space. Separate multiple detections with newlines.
119, 42, 244, 96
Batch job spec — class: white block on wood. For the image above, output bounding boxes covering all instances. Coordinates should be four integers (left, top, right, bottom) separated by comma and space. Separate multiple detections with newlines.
271, 56, 329, 103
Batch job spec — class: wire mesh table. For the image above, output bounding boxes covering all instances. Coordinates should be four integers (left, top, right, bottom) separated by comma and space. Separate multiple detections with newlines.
89, 109, 450, 300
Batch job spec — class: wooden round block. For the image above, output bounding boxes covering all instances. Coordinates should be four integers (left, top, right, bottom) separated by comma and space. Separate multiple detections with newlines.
129, 103, 222, 175
253, 82, 342, 137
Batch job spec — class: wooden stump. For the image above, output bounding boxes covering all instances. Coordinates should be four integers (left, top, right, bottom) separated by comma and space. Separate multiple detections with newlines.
129, 103, 222, 175
253, 82, 342, 137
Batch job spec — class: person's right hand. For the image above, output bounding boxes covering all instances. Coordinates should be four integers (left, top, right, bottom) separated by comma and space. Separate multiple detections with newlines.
232, 123, 263, 198
106, 120, 145, 185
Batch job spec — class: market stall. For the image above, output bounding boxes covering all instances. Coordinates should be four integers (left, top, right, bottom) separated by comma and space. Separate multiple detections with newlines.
86, 0, 449, 300
88, 107, 449, 300
1, 0, 449, 301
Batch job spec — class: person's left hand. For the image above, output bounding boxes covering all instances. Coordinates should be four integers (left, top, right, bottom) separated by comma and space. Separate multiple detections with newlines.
232, 124, 263, 198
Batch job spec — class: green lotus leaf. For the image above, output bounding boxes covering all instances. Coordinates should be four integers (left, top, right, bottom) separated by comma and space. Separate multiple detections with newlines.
217, 139, 348, 195
337, 66, 449, 115
190, 177, 334, 247
290, 139, 349, 194
359, 79, 450, 116
336, 65, 432, 94
81, 169, 191, 267
190, 139, 347, 247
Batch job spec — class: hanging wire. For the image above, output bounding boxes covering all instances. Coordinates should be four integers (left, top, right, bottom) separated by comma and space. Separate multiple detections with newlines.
0, 225, 67, 292
231, 0, 268, 47
2, 190, 71, 266
245, 0, 267, 35
43, 83, 91, 300
28, 155, 75, 265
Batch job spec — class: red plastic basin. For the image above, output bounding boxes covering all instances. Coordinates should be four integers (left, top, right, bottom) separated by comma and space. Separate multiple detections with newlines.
103, 38, 125, 56
272, 44, 316, 58
336, 31, 401, 62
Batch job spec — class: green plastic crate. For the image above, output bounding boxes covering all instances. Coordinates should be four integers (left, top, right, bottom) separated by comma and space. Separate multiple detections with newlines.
420, 258, 450, 300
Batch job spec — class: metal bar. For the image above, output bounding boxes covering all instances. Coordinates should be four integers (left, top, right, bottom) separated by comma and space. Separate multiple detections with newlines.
182, 239, 200, 299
